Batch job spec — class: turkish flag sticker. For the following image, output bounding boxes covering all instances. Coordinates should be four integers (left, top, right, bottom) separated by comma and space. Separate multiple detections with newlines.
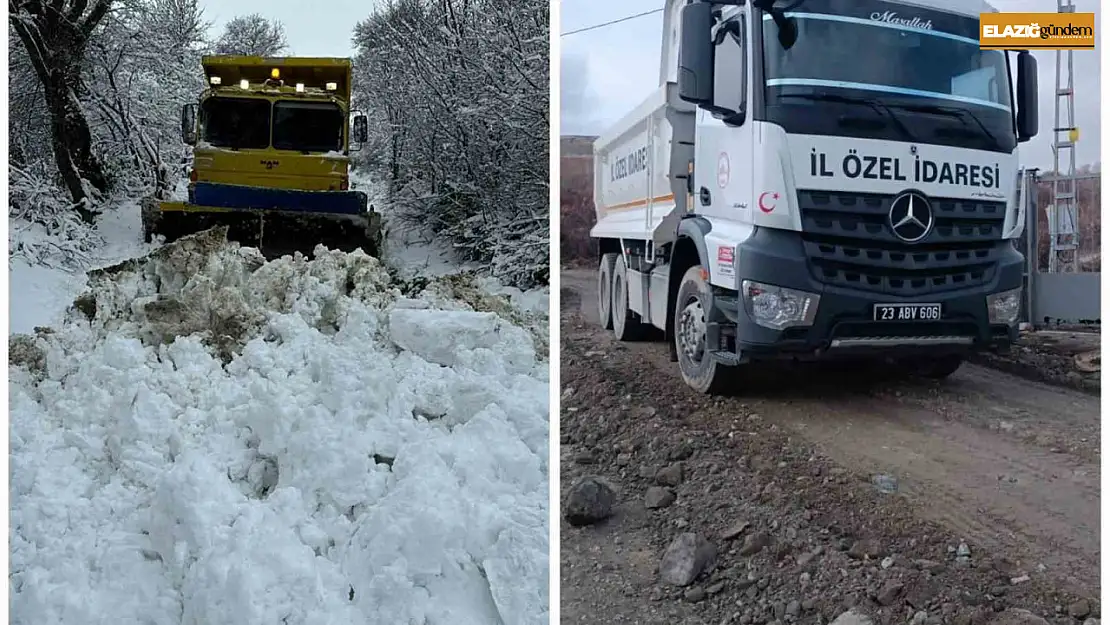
758, 191, 779, 213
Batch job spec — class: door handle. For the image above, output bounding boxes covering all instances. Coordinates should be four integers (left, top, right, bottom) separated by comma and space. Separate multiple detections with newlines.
699, 187, 711, 206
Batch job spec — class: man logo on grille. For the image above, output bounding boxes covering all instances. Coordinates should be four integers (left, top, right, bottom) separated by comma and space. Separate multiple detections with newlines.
888, 191, 933, 243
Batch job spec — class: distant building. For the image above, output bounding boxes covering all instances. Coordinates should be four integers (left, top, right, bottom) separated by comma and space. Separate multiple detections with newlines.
560, 135, 597, 158
560, 136, 600, 261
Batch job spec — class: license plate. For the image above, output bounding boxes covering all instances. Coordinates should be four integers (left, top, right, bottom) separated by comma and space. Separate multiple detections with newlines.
873, 303, 942, 322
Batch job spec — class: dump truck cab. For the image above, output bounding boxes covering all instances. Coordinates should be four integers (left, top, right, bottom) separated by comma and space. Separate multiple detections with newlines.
590, 0, 1040, 394
145, 55, 381, 257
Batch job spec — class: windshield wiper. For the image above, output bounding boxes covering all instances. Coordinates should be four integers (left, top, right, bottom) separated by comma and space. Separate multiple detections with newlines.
777, 92, 917, 142
884, 102, 1003, 151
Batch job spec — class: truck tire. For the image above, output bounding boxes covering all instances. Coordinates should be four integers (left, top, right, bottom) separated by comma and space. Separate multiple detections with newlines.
674, 265, 735, 394
913, 355, 964, 380
598, 253, 618, 330
612, 254, 647, 341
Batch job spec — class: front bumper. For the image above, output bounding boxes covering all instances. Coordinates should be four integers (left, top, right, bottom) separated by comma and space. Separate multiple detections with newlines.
709, 228, 1023, 363
188, 182, 368, 216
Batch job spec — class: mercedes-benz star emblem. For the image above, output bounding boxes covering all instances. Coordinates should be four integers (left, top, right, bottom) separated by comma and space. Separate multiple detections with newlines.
888, 191, 933, 243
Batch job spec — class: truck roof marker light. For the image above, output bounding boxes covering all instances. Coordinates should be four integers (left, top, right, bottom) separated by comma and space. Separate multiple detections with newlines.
209, 76, 221, 85
325, 82, 337, 91
239, 79, 249, 89
296, 83, 305, 93
271, 68, 280, 79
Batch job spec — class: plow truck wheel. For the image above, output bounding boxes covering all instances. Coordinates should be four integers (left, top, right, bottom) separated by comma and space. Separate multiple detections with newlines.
598, 253, 618, 330
612, 254, 647, 342
674, 265, 736, 395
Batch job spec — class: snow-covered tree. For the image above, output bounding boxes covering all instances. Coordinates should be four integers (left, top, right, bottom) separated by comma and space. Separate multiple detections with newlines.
9, 0, 114, 215
10, 0, 210, 265
352, 0, 549, 288
213, 14, 288, 56
83, 0, 209, 198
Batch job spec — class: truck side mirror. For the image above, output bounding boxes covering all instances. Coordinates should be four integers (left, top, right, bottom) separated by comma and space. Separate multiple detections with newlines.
353, 114, 368, 143
678, 1, 714, 105
181, 103, 197, 145
1016, 51, 1038, 143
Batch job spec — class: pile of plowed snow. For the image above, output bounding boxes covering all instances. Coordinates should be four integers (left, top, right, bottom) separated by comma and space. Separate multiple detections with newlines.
10, 227, 549, 625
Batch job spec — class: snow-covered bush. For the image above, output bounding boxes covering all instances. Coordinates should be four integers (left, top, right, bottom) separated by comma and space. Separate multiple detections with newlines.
9, 166, 103, 271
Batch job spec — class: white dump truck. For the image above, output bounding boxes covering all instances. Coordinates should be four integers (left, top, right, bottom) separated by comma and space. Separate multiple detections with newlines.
590, 0, 1039, 393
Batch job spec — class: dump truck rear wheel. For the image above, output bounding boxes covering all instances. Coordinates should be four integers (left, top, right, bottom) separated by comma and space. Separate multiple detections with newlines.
598, 253, 618, 330
674, 265, 736, 395
612, 254, 647, 341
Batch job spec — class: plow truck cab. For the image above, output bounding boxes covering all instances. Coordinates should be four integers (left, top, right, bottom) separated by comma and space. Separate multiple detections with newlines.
144, 55, 382, 258
590, 0, 1039, 393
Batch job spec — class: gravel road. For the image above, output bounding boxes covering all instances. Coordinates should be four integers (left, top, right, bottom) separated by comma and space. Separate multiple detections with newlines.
559, 269, 1100, 625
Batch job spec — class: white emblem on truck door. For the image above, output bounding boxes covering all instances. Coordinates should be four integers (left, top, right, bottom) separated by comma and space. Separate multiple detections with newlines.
717, 152, 730, 189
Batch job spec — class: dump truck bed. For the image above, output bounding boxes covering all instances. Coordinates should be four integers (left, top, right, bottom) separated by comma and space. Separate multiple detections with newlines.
590, 83, 692, 245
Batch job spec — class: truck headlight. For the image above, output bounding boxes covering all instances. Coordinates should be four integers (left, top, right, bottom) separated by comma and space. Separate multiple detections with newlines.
741, 280, 820, 330
986, 287, 1022, 325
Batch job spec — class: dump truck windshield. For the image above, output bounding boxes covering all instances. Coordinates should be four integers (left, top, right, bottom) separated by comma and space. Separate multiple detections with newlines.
272, 101, 344, 152
201, 97, 271, 150
761, 2, 1015, 152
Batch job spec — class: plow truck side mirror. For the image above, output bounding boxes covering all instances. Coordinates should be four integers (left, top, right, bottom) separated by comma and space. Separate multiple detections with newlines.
181, 103, 198, 145
678, 1, 714, 105
353, 114, 369, 144
1016, 51, 1038, 143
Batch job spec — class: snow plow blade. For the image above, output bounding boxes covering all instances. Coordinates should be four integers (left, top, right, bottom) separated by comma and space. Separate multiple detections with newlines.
143, 186, 382, 259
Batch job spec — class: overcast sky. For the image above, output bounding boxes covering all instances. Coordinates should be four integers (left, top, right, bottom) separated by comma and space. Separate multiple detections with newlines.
198, 0, 371, 57
560, 0, 1101, 169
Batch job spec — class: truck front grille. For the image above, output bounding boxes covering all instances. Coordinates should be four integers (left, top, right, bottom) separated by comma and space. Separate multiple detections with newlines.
798, 190, 1008, 297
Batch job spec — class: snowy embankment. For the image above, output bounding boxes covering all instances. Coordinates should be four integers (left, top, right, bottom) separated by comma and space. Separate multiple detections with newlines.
10, 225, 550, 624
9, 201, 157, 335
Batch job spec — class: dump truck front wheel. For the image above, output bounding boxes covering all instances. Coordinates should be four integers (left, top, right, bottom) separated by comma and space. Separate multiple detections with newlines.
675, 265, 738, 395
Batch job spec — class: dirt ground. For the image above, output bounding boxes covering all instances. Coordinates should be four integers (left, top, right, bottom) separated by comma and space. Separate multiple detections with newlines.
559, 270, 1100, 625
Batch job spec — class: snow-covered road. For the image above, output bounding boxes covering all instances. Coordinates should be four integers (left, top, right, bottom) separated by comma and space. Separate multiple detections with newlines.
10, 199, 550, 624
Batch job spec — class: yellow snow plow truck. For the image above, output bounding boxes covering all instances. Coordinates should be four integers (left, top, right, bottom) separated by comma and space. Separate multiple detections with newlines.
143, 55, 382, 257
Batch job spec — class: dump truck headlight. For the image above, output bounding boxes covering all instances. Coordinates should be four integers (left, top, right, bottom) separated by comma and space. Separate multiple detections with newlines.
741, 280, 820, 330
209, 76, 221, 85
296, 83, 305, 92
987, 287, 1022, 325
326, 82, 338, 91
239, 79, 249, 89
271, 68, 280, 79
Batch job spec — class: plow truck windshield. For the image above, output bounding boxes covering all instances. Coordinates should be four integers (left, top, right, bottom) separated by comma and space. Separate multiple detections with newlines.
272, 101, 345, 152
200, 98, 345, 153
200, 97, 271, 149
